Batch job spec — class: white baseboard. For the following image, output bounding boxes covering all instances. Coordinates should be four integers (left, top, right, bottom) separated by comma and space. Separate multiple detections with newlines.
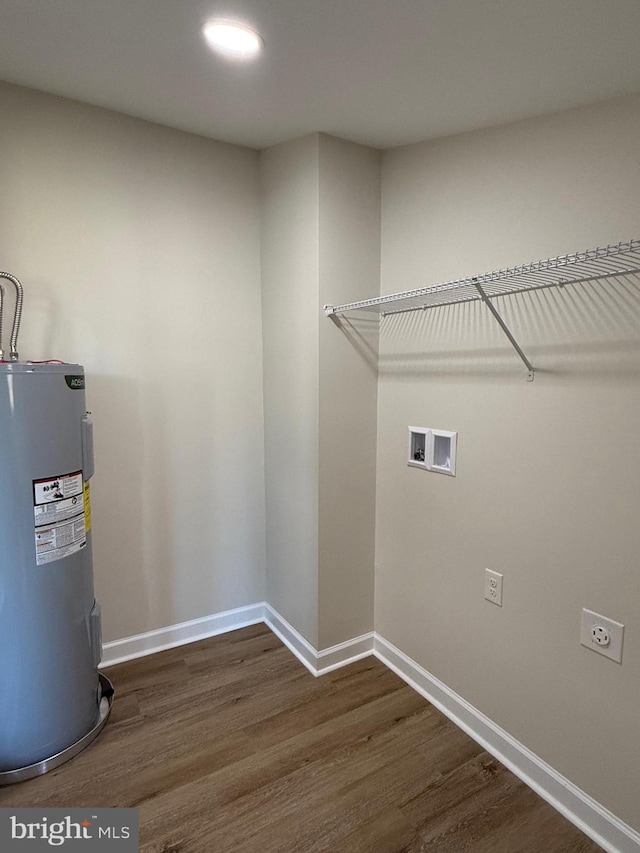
374, 634, 640, 853
263, 603, 374, 676
316, 631, 375, 675
100, 603, 266, 667
99, 605, 640, 852
262, 603, 318, 674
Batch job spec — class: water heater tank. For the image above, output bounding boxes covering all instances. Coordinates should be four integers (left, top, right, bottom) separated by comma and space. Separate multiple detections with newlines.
0, 362, 112, 783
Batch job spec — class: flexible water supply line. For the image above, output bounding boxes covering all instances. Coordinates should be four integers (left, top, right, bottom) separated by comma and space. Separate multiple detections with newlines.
0, 272, 23, 361
0, 280, 4, 359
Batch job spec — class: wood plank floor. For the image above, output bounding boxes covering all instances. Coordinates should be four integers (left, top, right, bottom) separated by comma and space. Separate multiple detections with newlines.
0, 624, 603, 852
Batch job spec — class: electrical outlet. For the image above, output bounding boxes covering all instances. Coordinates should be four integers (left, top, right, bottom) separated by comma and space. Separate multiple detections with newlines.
484, 569, 503, 607
580, 608, 624, 663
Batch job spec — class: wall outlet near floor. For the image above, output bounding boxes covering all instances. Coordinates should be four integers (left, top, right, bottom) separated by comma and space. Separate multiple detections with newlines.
580, 608, 624, 663
484, 569, 503, 607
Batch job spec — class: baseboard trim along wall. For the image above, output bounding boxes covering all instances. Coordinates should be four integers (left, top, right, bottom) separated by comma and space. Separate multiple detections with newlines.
263, 603, 375, 676
100, 603, 266, 667
100, 605, 639, 853
373, 635, 640, 853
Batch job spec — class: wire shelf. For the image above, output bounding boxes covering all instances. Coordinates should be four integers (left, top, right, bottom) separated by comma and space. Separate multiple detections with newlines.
323, 239, 640, 381
324, 239, 640, 317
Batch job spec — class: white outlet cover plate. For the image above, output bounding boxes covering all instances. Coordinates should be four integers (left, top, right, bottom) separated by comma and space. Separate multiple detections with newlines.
580, 608, 624, 663
484, 569, 503, 607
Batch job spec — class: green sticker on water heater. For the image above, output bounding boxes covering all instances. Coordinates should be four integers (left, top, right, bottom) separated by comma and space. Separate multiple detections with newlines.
65, 375, 85, 390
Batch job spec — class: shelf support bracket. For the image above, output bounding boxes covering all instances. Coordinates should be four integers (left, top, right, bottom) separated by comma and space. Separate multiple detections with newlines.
472, 282, 535, 381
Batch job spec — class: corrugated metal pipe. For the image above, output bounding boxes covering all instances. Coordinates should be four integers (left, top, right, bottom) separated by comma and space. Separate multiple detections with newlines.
0, 271, 24, 361
0, 279, 4, 359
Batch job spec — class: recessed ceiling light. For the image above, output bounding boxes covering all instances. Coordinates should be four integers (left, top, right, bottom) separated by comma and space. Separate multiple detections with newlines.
202, 20, 263, 60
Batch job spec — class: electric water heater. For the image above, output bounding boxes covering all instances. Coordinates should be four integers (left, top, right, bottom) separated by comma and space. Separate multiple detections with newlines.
0, 271, 113, 784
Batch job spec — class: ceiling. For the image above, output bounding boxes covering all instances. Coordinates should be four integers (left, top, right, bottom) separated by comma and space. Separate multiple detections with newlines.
1, 0, 640, 150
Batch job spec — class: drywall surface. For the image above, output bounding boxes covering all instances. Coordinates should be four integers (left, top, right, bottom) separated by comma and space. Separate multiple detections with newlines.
318, 134, 380, 648
260, 134, 380, 650
376, 94, 640, 829
0, 81, 266, 643
260, 135, 320, 646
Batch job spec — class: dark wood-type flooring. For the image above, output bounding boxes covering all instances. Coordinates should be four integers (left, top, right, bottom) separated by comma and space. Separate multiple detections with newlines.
0, 624, 603, 852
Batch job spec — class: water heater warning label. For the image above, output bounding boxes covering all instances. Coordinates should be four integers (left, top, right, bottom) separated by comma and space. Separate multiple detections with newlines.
34, 471, 83, 506
33, 471, 87, 566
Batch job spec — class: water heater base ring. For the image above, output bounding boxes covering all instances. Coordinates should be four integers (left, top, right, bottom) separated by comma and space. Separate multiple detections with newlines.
0, 673, 115, 786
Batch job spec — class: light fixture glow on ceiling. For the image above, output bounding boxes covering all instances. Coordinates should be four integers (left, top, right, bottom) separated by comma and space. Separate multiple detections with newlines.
202, 20, 263, 59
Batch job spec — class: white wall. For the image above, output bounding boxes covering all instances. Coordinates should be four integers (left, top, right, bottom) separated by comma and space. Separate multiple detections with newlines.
318, 134, 380, 648
260, 135, 321, 646
376, 93, 640, 830
261, 134, 380, 649
0, 81, 266, 642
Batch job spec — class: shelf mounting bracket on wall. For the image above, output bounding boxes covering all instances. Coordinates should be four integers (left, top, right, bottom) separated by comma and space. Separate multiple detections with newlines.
472, 280, 535, 381
324, 239, 640, 381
